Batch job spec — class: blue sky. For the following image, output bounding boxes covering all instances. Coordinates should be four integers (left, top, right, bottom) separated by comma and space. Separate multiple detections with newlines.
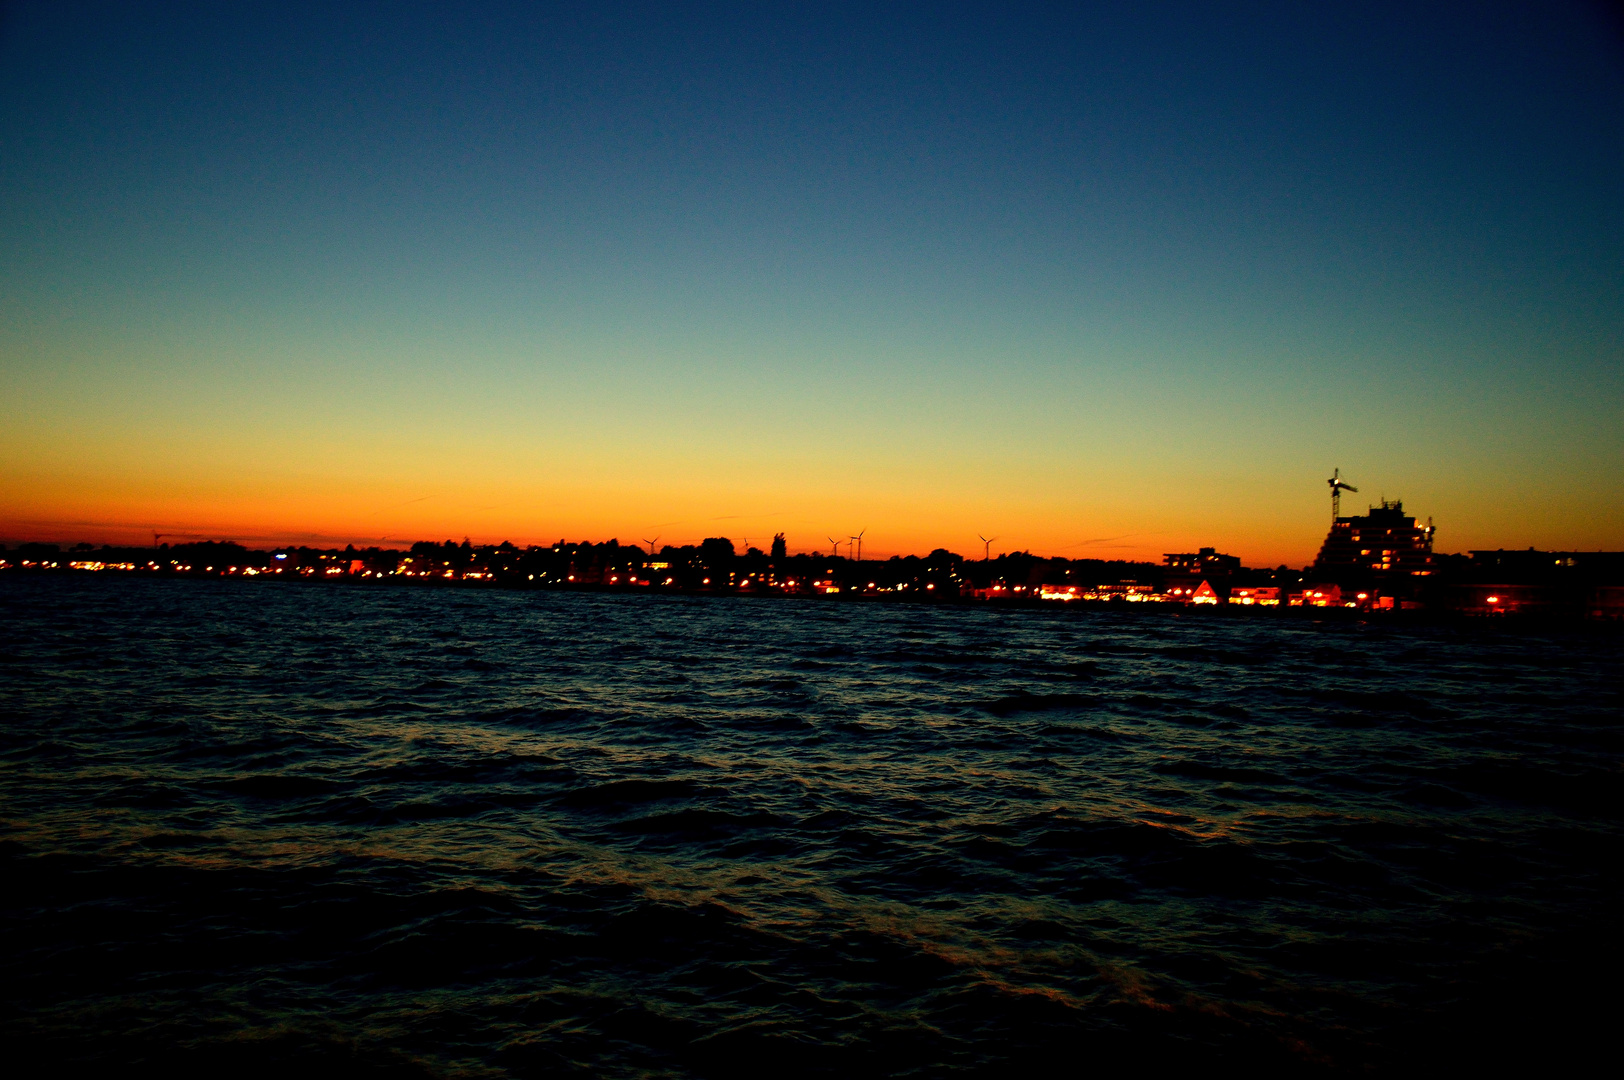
3, 2, 1621, 560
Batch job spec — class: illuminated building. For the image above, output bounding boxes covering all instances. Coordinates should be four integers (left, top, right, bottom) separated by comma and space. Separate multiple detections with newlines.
1287, 584, 1343, 608
1089, 583, 1156, 601
1163, 547, 1240, 577
1313, 499, 1435, 579
1163, 547, 1239, 601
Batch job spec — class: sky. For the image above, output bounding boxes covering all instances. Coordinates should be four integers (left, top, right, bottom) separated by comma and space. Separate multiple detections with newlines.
2, 1, 1621, 565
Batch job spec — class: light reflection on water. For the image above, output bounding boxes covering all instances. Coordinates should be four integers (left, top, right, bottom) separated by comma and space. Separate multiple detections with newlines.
1, 576, 1619, 1073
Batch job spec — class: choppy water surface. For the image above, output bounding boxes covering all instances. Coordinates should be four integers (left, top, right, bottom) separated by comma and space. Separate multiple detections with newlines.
2, 577, 1619, 1075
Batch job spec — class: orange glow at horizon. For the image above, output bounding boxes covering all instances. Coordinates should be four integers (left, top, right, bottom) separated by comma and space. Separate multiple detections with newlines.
4, 460, 1614, 569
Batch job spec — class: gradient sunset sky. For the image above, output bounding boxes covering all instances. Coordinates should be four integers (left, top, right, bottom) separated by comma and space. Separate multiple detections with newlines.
3, 2, 1621, 565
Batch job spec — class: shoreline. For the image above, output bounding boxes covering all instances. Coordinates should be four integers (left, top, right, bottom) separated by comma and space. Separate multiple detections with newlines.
7, 565, 1620, 626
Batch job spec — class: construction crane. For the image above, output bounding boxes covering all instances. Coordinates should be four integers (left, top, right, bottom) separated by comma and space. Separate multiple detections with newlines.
1327, 469, 1358, 522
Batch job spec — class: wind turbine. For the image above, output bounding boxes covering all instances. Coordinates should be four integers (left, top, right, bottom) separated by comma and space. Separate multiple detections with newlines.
828, 536, 842, 558
1327, 469, 1358, 522
978, 534, 998, 562
851, 529, 865, 564
642, 535, 660, 557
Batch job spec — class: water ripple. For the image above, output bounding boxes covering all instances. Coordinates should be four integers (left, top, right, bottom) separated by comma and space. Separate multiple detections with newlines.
1, 576, 1620, 1073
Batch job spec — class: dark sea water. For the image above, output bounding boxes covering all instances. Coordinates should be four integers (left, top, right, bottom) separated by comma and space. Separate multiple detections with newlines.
2, 576, 1620, 1076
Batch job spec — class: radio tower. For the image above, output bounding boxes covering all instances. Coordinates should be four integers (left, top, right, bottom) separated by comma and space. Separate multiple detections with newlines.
1327, 468, 1358, 522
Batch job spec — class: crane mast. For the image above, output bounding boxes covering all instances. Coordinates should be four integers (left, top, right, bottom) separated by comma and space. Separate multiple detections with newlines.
1328, 468, 1358, 522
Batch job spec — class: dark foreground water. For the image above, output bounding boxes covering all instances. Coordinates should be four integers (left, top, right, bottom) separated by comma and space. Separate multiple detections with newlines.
2, 577, 1620, 1076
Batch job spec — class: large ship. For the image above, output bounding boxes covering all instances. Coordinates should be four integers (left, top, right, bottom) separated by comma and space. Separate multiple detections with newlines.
1312, 470, 1435, 580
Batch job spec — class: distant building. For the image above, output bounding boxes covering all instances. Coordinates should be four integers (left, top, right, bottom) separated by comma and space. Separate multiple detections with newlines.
1164, 547, 1241, 577
1313, 500, 1434, 580
1288, 584, 1343, 608
1229, 586, 1280, 606
1163, 547, 1240, 600
1438, 549, 1624, 619
1466, 549, 1624, 578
